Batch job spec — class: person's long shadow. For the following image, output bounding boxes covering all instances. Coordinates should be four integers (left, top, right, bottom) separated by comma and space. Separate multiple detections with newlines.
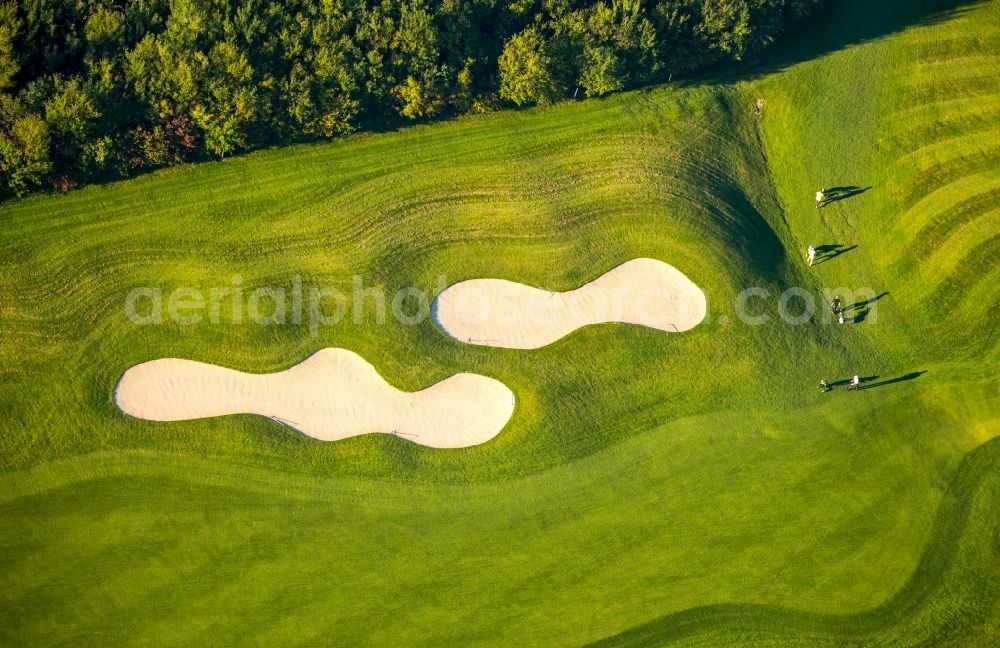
814, 244, 858, 265
822, 186, 872, 206
858, 371, 927, 390
845, 292, 890, 313
829, 375, 879, 388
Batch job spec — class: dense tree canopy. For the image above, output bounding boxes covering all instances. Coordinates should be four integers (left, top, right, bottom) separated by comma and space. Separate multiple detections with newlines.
0, 0, 820, 198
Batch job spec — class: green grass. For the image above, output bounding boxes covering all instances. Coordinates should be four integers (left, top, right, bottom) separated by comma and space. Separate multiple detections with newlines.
1, 0, 999, 644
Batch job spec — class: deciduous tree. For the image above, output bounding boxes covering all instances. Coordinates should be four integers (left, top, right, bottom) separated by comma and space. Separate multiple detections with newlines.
499, 26, 561, 106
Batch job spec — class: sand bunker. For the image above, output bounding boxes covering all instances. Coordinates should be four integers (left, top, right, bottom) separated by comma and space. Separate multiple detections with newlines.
432, 258, 706, 349
115, 348, 514, 448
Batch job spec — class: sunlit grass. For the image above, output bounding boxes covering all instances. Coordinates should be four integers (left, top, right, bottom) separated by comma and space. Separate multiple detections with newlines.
0, 0, 998, 644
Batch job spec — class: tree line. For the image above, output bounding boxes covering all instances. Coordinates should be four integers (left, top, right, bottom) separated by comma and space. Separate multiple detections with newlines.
0, 0, 820, 198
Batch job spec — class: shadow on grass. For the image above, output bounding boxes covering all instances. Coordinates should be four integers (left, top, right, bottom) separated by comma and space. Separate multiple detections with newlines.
680, 0, 990, 86
824, 370, 923, 391
814, 243, 858, 265
846, 292, 890, 312
859, 371, 927, 390
822, 186, 872, 206
711, 177, 788, 279
836, 371, 926, 390
831, 374, 879, 388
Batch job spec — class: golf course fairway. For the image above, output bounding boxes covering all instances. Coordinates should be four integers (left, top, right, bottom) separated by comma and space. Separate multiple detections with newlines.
1, 0, 999, 644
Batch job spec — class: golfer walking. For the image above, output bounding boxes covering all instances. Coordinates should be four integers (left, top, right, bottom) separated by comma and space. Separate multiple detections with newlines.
807, 245, 817, 266
816, 188, 825, 208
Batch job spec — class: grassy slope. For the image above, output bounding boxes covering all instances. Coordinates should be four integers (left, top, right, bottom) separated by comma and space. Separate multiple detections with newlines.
1, 0, 999, 644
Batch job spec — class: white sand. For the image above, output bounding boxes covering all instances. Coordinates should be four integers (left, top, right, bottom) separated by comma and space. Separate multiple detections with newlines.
432, 258, 706, 349
115, 348, 514, 448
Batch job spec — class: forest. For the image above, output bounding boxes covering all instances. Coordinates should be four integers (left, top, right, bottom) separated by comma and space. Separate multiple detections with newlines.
0, 0, 820, 197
